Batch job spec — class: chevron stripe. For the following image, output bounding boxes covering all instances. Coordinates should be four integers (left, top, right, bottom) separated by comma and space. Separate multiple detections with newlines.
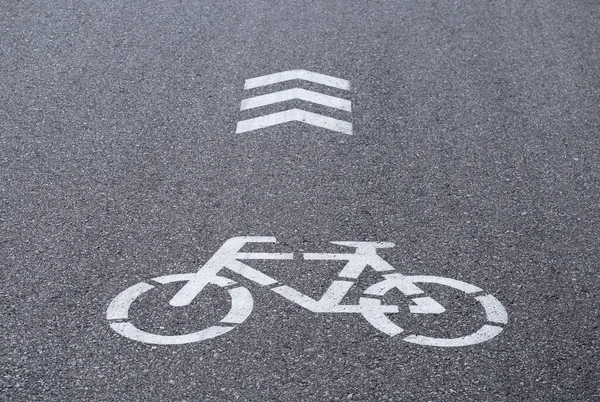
235, 109, 353, 135
240, 88, 351, 112
244, 70, 351, 91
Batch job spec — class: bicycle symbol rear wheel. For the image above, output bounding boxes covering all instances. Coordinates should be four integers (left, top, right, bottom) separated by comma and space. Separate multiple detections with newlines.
106, 274, 253, 345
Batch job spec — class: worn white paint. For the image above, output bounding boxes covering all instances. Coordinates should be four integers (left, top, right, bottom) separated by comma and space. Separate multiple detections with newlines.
169, 237, 292, 307
405, 275, 483, 294
399, 275, 507, 347
272, 281, 355, 313
220, 287, 254, 324
476, 294, 509, 324
304, 242, 396, 278
110, 322, 234, 345
273, 281, 397, 313
363, 273, 425, 296
107, 237, 508, 347
240, 88, 351, 112
244, 70, 351, 91
107, 273, 253, 345
408, 296, 446, 314
404, 325, 504, 347
106, 282, 154, 321
235, 109, 353, 135
359, 297, 404, 336
237, 70, 352, 135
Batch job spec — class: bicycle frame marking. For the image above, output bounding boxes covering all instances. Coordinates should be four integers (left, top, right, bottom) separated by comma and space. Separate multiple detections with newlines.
107, 237, 508, 347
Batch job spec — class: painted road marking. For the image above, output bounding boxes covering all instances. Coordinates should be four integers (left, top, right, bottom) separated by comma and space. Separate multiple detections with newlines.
107, 274, 246, 345
244, 69, 351, 90
107, 237, 508, 347
236, 109, 352, 135
240, 88, 351, 112
403, 325, 504, 347
236, 70, 353, 134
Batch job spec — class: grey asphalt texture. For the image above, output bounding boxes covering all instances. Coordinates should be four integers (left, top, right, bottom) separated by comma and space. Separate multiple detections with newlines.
2, 0, 599, 400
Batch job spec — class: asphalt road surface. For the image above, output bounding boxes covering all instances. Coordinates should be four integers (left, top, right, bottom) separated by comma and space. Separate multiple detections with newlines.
2, 0, 599, 400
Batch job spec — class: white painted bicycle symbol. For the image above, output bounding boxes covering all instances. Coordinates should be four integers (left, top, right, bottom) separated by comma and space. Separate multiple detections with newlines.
107, 237, 508, 347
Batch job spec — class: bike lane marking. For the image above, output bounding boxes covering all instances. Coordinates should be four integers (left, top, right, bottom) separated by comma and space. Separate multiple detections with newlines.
361, 274, 508, 347
243, 69, 351, 90
107, 274, 253, 345
106, 238, 508, 347
236, 109, 353, 135
403, 326, 505, 347
240, 88, 351, 112
236, 70, 353, 134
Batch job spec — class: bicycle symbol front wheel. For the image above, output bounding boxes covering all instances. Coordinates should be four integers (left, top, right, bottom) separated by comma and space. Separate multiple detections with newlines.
106, 274, 253, 345
360, 275, 508, 347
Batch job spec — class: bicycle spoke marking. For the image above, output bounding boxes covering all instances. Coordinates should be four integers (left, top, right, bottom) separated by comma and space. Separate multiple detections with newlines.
106, 236, 509, 347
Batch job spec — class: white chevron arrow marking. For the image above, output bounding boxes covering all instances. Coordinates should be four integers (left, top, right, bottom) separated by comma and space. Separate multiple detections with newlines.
235, 109, 353, 135
240, 88, 351, 112
244, 70, 351, 91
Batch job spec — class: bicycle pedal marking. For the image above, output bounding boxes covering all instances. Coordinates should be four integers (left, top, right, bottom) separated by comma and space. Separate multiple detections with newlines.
106, 236, 509, 347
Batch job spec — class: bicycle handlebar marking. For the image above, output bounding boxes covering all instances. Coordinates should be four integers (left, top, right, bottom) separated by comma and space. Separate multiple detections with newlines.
107, 237, 508, 347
